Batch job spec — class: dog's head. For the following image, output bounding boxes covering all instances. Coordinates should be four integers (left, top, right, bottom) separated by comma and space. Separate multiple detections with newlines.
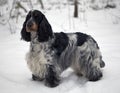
21, 10, 53, 42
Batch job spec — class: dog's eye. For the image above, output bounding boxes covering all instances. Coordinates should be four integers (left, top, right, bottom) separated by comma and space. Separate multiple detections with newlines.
34, 13, 39, 18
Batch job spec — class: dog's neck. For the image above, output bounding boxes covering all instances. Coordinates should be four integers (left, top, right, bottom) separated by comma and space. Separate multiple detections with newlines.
30, 31, 54, 44
31, 32, 37, 40
30, 31, 39, 44
30, 31, 54, 54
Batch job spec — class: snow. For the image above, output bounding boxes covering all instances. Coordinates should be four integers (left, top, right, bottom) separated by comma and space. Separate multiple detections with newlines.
0, 5, 120, 93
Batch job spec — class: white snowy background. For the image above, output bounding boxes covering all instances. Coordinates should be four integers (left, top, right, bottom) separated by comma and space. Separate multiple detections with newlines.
0, 0, 120, 93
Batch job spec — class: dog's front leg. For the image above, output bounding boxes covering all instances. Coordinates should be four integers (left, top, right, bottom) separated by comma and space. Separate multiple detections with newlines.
32, 74, 44, 81
45, 65, 60, 88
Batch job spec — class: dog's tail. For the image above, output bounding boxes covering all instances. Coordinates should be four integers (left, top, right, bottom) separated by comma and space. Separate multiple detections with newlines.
100, 60, 105, 68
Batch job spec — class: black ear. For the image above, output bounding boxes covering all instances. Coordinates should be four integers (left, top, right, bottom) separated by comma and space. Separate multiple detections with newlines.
37, 15, 53, 42
21, 11, 31, 42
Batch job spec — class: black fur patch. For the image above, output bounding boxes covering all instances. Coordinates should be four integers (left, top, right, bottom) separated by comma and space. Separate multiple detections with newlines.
90, 36, 100, 49
21, 28, 31, 42
37, 15, 53, 42
75, 32, 89, 46
52, 32, 69, 56
21, 11, 32, 42
45, 65, 60, 87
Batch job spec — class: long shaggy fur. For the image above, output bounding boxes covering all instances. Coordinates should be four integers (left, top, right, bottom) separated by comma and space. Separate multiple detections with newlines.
21, 10, 105, 87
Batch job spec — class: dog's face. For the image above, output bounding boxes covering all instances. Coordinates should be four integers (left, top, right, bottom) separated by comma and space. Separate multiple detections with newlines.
21, 10, 53, 42
26, 10, 43, 32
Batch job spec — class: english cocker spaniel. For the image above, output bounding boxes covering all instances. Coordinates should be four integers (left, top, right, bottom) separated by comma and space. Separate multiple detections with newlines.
21, 10, 105, 87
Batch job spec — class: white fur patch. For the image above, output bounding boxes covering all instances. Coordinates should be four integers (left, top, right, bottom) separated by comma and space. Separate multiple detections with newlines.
26, 50, 48, 78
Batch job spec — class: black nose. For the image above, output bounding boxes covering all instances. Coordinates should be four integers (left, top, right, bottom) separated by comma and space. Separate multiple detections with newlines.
27, 21, 33, 27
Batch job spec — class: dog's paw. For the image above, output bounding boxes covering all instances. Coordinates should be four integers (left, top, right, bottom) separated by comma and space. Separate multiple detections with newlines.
88, 71, 103, 81
45, 78, 60, 88
32, 74, 44, 81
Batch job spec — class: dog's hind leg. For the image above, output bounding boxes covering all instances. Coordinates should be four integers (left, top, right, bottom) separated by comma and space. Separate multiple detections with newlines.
81, 56, 103, 81
85, 54, 105, 81
85, 65, 103, 81
100, 60, 105, 68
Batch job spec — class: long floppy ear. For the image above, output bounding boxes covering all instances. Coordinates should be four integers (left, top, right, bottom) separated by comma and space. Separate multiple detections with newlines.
21, 11, 31, 42
37, 15, 53, 42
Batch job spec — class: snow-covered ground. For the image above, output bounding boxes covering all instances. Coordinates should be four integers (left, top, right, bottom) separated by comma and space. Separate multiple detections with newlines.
0, 7, 120, 93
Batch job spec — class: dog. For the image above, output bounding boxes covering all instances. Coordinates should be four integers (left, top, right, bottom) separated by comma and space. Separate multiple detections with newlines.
21, 10, 105, 87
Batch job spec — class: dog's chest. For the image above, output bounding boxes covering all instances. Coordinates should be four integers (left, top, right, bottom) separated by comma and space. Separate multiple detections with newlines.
26, 41, 52, 78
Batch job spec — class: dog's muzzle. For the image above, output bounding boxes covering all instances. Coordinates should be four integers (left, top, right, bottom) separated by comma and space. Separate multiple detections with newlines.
26, 17, 38, 32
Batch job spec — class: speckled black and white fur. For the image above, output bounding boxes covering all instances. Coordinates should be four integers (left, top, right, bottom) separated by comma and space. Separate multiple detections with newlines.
21, 10, 105, 87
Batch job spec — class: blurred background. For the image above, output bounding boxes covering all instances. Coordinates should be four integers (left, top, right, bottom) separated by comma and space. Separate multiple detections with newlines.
0, 0, 120, 93
0, 0, 120, 33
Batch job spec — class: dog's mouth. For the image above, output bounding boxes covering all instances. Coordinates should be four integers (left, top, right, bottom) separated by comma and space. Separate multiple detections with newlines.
26, 22, 38, 32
